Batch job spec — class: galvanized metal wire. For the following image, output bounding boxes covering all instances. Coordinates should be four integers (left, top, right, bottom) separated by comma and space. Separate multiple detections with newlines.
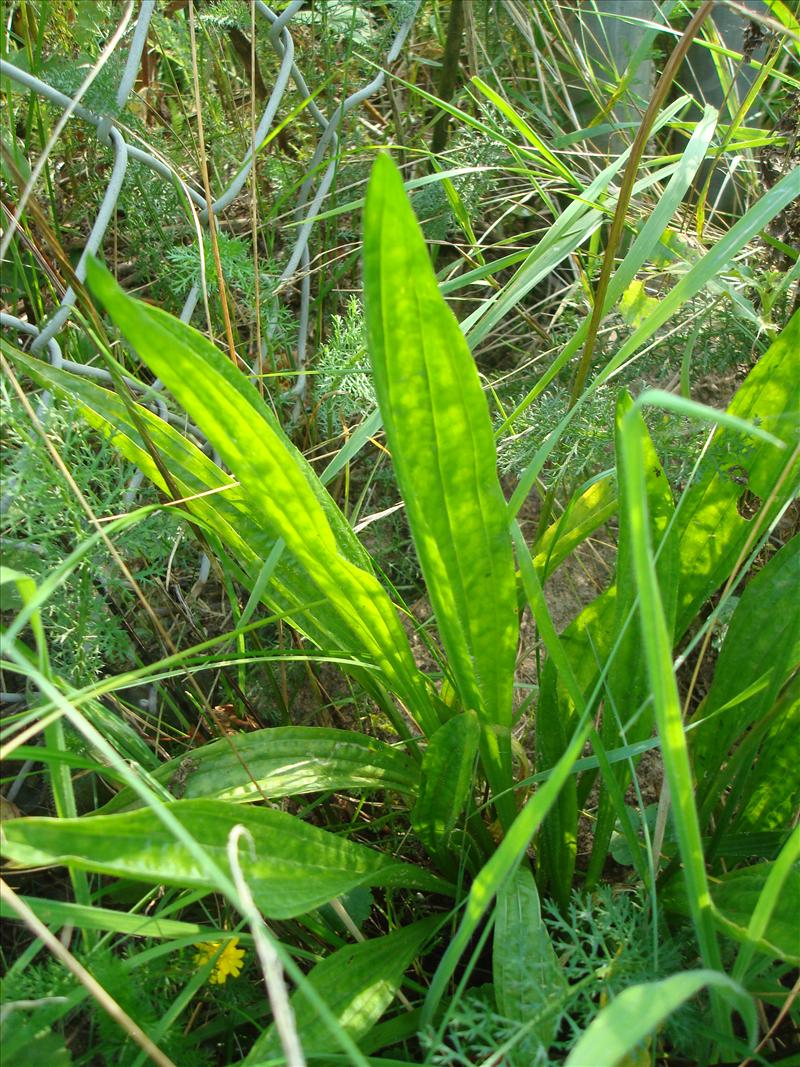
1, 0, 418, 395
1, 0, 420, 565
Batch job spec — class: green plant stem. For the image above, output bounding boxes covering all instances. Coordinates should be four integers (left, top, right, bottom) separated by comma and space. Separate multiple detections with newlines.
431, 0, 466, 157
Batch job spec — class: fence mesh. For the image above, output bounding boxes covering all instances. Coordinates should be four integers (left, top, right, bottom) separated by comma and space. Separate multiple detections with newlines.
1, 0, 420, 586
1, 0, 419, 415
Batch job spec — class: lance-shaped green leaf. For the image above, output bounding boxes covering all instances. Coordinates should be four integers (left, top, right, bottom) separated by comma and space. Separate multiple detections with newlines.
663, 857, 800, 965
1, 800, 452, 919
733, 826, 800, 978
363, 153, 518, 827
735, 680, 800, 836
7, 344, 427, 757
532, 318, 799, 899
421, 707, 593, 1028
693, 534, 800, 823
613, 393, 778, 1033
493, 867, 567, 1062
673, 310, 800, 635
412, 709, 480, 855
99, 727, 420, 813
0, 894, 247, 942
245, 916, 440, 1064
532, 472, 617, 581
564, 971, 756, 1067
83, 260, 439, 736
6, 346, 364, 660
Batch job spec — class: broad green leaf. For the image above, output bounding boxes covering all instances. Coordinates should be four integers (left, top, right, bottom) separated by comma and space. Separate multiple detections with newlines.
245, 917, 440, 1064
564, 970, 756, 1067
0, 800, 452, 919
358, 1007, 423, 1056
532, 321, 798, 900
493, 867, 567, 1061
693, 534, 800, 808
8, 345, 409, 732
363, 154, 518, 826
412, 709, 480, 855
619, 279, 660, 328
664, 859, 800, 965
609, 808, 786, 866
84, 260, 440, 736
736, 683, 800, 835
673, 311, 800, 635
99, 727, 420, 814
532, 472, 617, 581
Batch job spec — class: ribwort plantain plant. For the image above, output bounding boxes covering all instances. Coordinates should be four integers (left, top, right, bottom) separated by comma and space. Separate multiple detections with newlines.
2, 147, 798, 1065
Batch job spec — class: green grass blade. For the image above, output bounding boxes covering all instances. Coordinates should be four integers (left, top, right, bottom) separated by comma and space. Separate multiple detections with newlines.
531, 471, 617, 581
733, 827, 800, 980
512, 518, 590, 903
470, 76, 577, 185
663, 858, 800, 964
468, 95, 695, 349
507, 187, 798, 524
595, 168, 800, 392
496, 103, 718, 435
587, 391, 677, 886
0, 895, 249, 941
616, 392, 784, 1040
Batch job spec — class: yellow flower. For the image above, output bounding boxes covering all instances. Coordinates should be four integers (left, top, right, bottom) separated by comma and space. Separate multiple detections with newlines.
193, 937, 245, 984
